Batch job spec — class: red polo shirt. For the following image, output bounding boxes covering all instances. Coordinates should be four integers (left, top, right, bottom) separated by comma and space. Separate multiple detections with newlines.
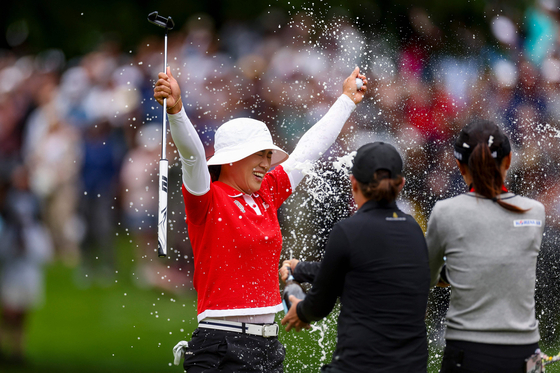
182, 165, 293, 321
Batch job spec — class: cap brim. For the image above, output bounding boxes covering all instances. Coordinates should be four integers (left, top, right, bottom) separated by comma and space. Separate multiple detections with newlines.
207, 143, 289, 167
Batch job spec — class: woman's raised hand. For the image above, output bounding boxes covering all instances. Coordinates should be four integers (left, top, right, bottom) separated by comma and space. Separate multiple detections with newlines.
154, 66, 183, 114
342, 66, 367, 105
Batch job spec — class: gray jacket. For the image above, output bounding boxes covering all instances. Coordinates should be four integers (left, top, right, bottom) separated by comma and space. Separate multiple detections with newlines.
426, 192, 545, 345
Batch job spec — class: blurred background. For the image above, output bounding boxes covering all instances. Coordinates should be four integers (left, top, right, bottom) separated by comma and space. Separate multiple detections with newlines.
1, 0, 560, 372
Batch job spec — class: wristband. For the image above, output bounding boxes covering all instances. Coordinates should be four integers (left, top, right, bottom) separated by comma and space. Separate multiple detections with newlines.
167, 96, 182, 113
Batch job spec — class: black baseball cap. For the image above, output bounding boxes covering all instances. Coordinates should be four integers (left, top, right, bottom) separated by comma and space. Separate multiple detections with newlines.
351, 142, 403, 183
454, 119, 511, 164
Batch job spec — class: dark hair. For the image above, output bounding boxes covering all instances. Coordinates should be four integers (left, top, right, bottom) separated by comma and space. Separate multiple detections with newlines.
456, 119, 527, 213
358, 170, 403, 203
209, 165, 221, 182
468, 143, 527, 213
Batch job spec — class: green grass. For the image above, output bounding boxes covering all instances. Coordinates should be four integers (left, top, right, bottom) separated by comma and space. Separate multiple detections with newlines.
4, 234, 560, 372
14, 248, 200, 372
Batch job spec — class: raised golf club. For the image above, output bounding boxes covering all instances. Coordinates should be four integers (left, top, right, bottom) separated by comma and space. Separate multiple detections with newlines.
148, 11, 174, 257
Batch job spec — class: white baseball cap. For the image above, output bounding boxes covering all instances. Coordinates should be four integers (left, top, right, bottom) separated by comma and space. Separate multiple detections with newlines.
207, 117, 289, 166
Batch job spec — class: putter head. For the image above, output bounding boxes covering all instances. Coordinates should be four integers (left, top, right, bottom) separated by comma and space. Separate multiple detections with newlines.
148, 11, 175, 30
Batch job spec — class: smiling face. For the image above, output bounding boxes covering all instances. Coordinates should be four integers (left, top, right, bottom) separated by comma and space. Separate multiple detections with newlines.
219, 150, 273, 194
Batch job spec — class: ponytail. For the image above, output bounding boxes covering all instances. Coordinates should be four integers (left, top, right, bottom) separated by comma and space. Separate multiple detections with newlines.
358, 170, 403, 203
468, 143, 527, 213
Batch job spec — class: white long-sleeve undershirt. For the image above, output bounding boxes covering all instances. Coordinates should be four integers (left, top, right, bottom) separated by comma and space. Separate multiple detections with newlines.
282, 94, 356, 187
167, 94, 356, 195
167, 108, 211, 196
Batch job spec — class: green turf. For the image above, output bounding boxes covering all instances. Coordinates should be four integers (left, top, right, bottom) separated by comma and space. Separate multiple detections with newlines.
16, 252, 200, 372
3, 234, 559, 372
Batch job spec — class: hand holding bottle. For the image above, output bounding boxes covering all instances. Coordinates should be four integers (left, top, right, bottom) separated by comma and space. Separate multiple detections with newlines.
279, 259, 300, 282
282, 267, 306, 311
281, 296, 310, 332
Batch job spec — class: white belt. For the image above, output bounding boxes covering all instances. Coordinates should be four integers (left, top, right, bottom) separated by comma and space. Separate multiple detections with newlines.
199, 319, 279, 338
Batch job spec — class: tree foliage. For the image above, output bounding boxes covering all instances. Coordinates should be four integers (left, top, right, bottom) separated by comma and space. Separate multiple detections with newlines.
1, 0, 530, 59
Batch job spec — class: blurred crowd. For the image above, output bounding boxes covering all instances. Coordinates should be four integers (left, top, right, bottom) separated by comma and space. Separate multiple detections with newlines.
1, 0, 560, 364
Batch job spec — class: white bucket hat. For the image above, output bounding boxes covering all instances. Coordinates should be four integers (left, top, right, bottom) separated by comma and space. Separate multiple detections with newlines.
207, 118, 289, 166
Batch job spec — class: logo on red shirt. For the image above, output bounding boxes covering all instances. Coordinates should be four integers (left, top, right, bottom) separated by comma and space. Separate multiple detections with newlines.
234, 200, 245, 213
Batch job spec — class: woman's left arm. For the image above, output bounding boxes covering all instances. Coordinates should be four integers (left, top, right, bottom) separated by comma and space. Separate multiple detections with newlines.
426, 204, 446, 287
282, 67, 367, 188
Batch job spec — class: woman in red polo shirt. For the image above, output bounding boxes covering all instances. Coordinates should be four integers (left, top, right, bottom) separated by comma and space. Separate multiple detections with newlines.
154, 67, 366, 373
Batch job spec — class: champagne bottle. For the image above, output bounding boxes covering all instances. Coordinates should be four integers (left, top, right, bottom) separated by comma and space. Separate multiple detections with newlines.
282, 267, 306, 313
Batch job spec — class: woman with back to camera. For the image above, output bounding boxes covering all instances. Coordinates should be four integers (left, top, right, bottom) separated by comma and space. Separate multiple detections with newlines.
426, 119, 546, 373
153, 66, 366, 373
281, 141, 431, 373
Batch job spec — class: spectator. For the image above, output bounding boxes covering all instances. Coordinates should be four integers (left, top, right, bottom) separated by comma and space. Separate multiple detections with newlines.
23, 77, 82, 266
0, 165, 53, 366
77, 118, 121, 287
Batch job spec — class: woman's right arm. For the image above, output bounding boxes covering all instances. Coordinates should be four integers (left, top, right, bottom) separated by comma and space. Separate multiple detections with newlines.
154, 67, 210, 196
293, 261, 321, 284
279, 259, 321, 283
296, 224, 349, 323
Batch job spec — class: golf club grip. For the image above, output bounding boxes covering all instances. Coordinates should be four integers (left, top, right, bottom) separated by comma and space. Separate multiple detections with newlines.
157, 159, 169, 257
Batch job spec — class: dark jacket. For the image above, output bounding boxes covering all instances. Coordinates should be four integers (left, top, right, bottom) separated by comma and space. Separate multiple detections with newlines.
296, 199, 430, 373
292, 261, 320, 284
